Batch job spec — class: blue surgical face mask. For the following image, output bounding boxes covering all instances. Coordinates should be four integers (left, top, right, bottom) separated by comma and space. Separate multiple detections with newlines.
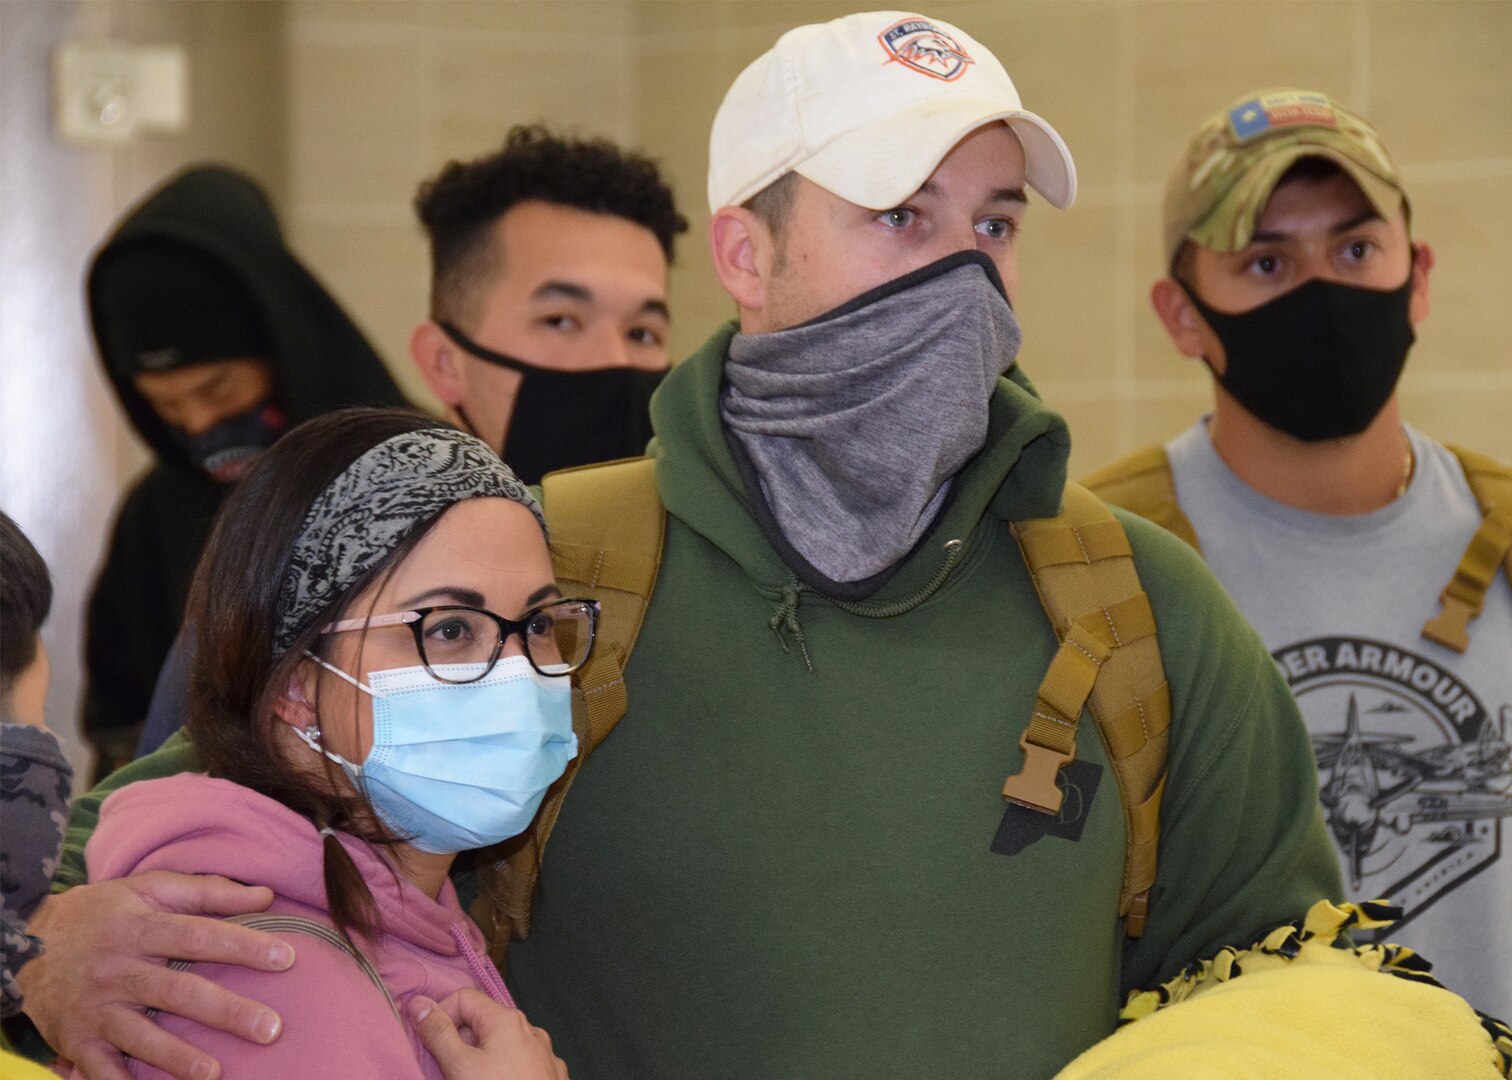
295, 655, 577, 854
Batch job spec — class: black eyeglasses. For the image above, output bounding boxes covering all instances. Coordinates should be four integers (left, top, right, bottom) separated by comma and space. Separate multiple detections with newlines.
321, 598, 599, 683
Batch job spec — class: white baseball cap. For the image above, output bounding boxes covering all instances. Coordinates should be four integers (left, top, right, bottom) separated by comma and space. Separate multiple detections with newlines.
708, 10, 1077, 213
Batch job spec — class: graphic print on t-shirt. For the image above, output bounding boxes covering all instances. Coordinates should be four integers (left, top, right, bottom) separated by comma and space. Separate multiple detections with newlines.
1275, 636, 1512, 931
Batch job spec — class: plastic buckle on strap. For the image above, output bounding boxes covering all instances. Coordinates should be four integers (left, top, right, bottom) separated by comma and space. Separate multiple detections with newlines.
1422, 593, 1475, 653
1124, 889, 1151, 939
1001, 736, 1074, 815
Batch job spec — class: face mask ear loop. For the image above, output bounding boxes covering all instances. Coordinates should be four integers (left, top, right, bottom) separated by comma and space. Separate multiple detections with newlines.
289, 721, 361, 773
436, 320, 538, 375
294, 651, 372, 773
302, 649, 382, 697
1167, 276, 1227, 381
452, 403, 501, 460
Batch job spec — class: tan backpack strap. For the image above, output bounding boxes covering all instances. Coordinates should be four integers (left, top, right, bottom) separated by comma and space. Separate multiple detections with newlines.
1008, 483, 1172, 938
1422, 446, 1512, 653
471, 457, 664, 960
1081, 445, 1203, 554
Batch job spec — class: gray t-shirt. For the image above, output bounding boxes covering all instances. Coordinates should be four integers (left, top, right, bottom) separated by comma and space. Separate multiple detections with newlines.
1167, 420, 1512, 1020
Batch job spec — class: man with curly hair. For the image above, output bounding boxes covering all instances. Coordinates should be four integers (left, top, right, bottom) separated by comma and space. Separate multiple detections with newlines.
409, 124, 688, 485
127, 127, 687, 761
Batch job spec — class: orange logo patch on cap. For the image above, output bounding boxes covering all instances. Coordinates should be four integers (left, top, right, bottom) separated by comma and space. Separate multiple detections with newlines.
878, 18, 974, 82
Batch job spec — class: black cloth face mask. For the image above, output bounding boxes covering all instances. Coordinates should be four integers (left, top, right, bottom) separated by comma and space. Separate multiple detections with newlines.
438, 321, 665, 485
1182, 273, 1416, 442
171, 397, 287, 482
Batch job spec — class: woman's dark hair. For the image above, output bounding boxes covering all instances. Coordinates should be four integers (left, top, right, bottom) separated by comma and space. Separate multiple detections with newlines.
185, 407, 453, 945
0, 510, 53, 698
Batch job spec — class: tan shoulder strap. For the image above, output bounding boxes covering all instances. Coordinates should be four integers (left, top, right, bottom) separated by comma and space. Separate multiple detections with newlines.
471, 456, 665, 960
1006, 483, 1171, 938
543, 455, 666, 750
1421, 446, 1512, 653
1080, 445, 1202, 554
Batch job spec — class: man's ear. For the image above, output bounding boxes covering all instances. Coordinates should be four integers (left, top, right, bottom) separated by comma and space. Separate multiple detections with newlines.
271, 662, 318, 730
709, 206, 768, 318
409, 321, 467, 409
1151, 277, 1210, 361
1408, 240, 1435, 326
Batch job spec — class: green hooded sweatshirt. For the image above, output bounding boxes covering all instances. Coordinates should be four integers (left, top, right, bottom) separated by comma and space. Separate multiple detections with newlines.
502, 323, 1342, 1078
60, 323, 1341, 1079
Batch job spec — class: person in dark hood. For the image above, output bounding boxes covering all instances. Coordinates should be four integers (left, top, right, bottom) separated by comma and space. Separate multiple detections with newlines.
83, 164, 409, 778
408, 125, 687, 485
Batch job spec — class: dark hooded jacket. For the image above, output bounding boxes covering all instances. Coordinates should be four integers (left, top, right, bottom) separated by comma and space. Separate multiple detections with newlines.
83, 165, 408, 776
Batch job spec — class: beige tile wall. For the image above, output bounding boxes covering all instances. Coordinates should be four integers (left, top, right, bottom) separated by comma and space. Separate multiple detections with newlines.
283, 0, 639, 410
623, 0, 1512, 477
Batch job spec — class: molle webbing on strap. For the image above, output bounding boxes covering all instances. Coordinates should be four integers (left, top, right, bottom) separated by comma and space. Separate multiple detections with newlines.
1422, 446, 1512, 653
1080, 445, 1202, 554
470, 457, 664, 962
1008, 483, 1172, 938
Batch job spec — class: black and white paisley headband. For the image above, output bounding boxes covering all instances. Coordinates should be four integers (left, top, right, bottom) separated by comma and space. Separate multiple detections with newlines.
273, 427, 544, 654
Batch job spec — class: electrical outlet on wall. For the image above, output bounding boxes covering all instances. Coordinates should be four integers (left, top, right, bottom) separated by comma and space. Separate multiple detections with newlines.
53, 41, 189, 145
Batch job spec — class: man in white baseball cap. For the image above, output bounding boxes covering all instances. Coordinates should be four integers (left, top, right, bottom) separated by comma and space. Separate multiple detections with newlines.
707, 12, 1076, 215
502, 12, 1343, 1077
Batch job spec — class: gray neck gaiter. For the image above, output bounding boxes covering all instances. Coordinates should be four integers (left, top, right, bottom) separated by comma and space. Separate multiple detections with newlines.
721, 252, 1022, 587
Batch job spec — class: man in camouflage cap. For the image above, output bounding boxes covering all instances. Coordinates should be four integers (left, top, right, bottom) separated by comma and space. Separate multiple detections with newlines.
1162, 89, 1403, 265
1085, 88, 1512, 1020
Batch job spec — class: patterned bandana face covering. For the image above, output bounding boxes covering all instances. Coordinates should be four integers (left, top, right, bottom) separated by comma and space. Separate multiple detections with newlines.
274, 427, 544, 655
172, 398, 288, 483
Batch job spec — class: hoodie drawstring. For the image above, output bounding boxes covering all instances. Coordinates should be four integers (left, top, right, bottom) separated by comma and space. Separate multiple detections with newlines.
769, 577, 815, 672
767, 538, 966, 673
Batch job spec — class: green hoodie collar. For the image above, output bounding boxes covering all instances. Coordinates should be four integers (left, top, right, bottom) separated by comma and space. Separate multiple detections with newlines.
650, 320, 1071, 604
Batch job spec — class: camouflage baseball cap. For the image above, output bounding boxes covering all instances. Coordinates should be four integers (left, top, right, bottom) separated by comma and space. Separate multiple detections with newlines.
1163, 88, 1406, 265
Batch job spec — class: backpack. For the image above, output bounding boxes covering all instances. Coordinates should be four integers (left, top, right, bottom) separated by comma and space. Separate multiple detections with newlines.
470, 458, 1172, 963
1081, 443, 1512, 654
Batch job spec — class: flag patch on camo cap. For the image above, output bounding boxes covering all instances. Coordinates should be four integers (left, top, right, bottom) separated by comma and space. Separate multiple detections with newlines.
1159, 86, 1404, 261
1228, 91, 1338, 142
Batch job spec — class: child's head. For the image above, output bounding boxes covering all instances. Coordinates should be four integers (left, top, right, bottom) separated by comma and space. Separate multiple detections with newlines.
1, 511, 54, 727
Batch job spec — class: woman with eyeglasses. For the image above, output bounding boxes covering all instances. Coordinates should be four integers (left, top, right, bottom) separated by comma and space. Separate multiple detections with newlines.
84, 408, 591, 1079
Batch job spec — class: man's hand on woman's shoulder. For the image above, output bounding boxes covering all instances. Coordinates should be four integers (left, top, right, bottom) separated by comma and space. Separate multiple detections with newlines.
21, 872, 287, 1080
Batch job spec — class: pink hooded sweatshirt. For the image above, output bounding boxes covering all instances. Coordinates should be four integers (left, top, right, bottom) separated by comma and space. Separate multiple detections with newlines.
87, 774, 517, 1079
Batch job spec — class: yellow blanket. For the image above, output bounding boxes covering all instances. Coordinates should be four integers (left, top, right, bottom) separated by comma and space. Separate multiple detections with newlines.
1058, 900, 1512, 1079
